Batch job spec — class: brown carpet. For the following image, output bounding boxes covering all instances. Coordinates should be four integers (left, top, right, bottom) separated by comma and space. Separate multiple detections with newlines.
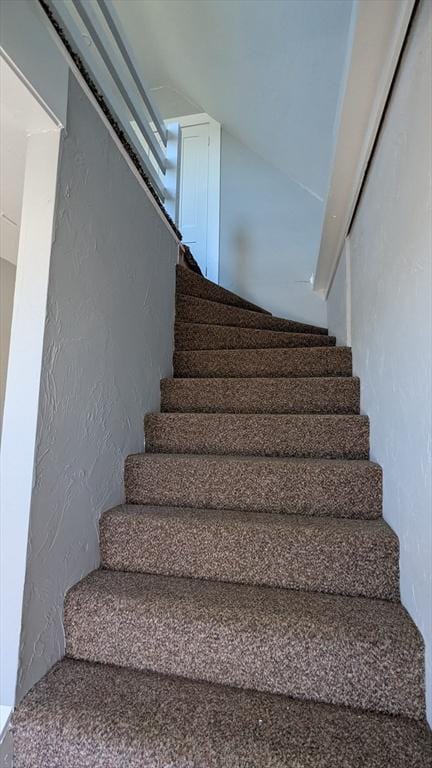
176, 264, 270, 313
161, 375, 361, 413
144, 412, 370, 458
176, 292, 328, 334
13, 263, 431, 765
64, 569, 424, 717
174, 345, 352, 377
125, 453, 382, 518
100, 505, 399, 599
175, 321, 336, 350
13, 660, 432, 768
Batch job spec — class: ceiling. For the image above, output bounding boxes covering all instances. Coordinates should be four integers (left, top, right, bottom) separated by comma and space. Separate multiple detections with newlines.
111, 0, 354, 202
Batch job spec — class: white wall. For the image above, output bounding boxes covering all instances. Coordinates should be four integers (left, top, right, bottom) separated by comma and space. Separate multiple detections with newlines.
219, 130, 327, 326
0, 0, 68, 126
16, 75, 178, 701
112, 0, 353, 203
129, 0, 355, 327
328, 0, 432, 723
0, 259, 16, 431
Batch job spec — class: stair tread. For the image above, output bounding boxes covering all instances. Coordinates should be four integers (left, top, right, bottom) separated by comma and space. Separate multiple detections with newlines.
176, 292, 329, 334
125, 452, 382, 519
174, 321, 335, 350
64, 569, 424, 717
144, 412, 369, 458
100, 504, 399, 599
176, 264, 270, 314
173, 346, 352, 378
161, 375, 361, 414
13, 658, 432, 768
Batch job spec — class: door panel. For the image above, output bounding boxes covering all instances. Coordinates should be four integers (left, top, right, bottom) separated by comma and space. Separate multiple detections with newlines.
179, 124, 210, 276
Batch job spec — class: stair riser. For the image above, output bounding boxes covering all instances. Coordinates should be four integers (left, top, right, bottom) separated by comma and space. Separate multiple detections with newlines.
160, 377, 361, 414
125, 455, 382, 519
175, 323, 335, 350
176, 265, 269, 314
64, 572, 424, 718
100, 510, 399, 600
144, 414, 370, 459
176, 294, 328, 335
174, 347, 352, 378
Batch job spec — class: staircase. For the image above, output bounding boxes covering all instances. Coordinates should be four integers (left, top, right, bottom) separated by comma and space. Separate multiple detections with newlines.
13, 265, 432, 766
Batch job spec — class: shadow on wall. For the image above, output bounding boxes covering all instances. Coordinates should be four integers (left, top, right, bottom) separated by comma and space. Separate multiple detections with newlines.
218, 129, 327, 327
231, 229, 252, 295
0, 259, 16, 433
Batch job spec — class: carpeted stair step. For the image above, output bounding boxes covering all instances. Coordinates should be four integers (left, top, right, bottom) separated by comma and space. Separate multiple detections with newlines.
125, 454, 382, 519
100, 504, 399, 600
63, 570, 425, 718
161, 376, 361, 414
175, 321, 336, 350
176, 264, 270, 314
13, 659, 432, 768
174, 346, 352, 378
144, 413, 369, 459
176, 293, 328, 335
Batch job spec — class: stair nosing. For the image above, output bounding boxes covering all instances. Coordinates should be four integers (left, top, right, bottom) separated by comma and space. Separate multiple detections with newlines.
175, 320, 335, 339
145, 412, 369, 421
127, 452, 380, 467
161, 375, 361, 383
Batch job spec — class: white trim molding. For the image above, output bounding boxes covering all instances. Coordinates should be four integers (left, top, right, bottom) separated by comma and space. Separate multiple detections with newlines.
175, 113, 221, 283
164, 121, 182, 226
313, 0, 416, 297
1, 127, 62, 710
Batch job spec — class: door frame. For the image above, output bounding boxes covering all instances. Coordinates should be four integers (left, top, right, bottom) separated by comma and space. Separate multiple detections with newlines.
175, 113, 221, 283
0, 52, 64, 725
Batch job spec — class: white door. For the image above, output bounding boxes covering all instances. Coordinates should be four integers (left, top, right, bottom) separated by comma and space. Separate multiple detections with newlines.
178, 117, 220, 281
179, 123, 210, 276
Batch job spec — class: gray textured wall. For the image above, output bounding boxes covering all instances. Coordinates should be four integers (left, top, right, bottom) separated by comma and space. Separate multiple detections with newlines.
328, 0, 432, 723
17, 75, 178, 702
